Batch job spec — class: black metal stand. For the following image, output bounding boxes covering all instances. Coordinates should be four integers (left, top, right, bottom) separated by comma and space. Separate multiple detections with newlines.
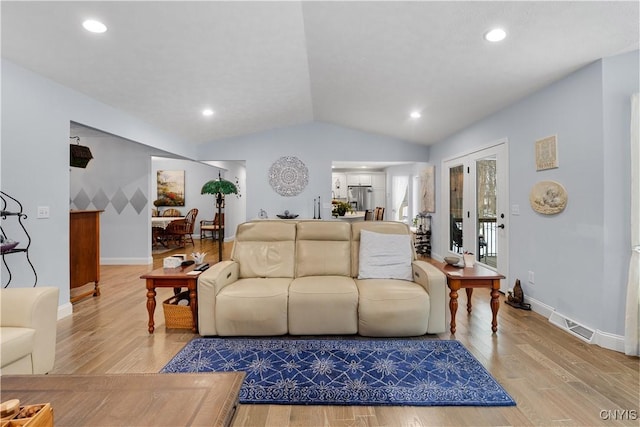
1, 191, 38, 287
414, 214, 432, 258
216, 193, 224, 263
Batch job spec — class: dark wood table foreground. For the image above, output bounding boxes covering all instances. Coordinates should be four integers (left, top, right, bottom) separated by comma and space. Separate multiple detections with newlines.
1, 373, 245, 427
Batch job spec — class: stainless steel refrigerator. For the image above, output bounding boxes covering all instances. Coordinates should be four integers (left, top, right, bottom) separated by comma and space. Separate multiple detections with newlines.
348, 186, 373, 211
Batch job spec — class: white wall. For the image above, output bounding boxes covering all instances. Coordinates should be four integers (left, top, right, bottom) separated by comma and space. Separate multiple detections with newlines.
70, 133, 156, 264
196, 122, 430, 220
428, 50, 639, 342
68, 133, 227, 265
601, 51, 638, 335
1, 59, 194, 309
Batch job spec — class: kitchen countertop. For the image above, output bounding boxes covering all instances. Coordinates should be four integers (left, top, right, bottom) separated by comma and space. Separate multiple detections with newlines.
335, 211, 366, 221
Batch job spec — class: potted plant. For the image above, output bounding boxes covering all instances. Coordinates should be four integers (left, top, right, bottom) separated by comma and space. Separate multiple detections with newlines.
331, 200, 353, 217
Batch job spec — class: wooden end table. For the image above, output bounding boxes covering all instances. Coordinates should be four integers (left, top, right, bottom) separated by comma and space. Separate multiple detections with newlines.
1, 373, 244, 427
141, 264, 203, 333
431, 260, 505, 334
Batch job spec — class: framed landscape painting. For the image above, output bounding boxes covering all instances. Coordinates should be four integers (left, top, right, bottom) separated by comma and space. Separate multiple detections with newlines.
156, 170, 185, 206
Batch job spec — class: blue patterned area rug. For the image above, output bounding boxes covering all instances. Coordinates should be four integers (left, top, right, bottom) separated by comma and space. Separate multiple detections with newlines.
161, 338, 516, 406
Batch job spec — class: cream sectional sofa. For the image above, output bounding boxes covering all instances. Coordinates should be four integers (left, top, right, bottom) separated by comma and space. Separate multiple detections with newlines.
197, 220, 446, 337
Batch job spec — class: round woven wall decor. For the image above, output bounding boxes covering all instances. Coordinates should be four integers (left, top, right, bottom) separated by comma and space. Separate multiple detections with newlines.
268, 156, 309, 197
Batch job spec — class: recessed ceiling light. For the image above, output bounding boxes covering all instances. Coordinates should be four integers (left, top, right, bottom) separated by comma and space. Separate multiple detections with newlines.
484, 28, 506, 42
410, 111, 421, 119
82, 19, 107, 33
202, 109, 214, 117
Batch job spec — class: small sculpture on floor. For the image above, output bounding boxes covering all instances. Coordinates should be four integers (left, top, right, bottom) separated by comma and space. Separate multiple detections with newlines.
506, 279, 532, 310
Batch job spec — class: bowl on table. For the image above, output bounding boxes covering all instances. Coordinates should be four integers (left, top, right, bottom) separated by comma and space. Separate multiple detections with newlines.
444, 256, 461, 266
276, 214, 299, 219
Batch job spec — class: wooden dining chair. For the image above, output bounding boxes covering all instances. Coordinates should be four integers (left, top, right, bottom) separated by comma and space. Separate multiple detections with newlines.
162, 208, 198, 247
364, 210, 374, 221
374, 207, 385, 221
200, 213, 224, 241
162, 208, 182, 217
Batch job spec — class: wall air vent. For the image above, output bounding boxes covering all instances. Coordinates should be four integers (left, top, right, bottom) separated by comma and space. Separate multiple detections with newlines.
549, 312, 595, 343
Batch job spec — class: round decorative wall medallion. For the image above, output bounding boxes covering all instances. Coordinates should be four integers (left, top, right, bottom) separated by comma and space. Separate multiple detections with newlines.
268, 156, 309, 197
529, 180, 567, 215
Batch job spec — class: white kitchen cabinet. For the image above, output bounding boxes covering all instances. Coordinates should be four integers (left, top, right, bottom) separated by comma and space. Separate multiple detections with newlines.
346, 174, 372, 186
371, 173, 385, 189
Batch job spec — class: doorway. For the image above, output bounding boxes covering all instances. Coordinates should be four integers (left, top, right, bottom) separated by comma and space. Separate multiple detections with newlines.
442, 141, 509, 290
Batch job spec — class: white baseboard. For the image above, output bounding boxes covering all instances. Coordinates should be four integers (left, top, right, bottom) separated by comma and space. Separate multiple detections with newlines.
57, 302, 73, 320
527, 295, 625, 353
593, 330, 626, 353
527, 296, 555, 318
101, 257, 151, 265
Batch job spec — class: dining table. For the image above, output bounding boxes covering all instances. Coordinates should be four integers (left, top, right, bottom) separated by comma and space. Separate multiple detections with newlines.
151, 216, 184, 247
152, 216, 184, 229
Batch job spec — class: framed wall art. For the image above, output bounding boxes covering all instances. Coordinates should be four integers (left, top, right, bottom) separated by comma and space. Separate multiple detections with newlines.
419, 165, 436, 213
535, 135, 559, 171
156, 170, 185, 206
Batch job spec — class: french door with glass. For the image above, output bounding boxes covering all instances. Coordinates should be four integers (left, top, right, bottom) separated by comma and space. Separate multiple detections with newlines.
442, 142, 509, 290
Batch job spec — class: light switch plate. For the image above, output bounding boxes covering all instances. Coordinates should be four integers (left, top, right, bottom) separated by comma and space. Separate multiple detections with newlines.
37, 206, 50, 219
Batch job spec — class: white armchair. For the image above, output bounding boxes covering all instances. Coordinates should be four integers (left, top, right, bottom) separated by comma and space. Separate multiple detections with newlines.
0, 287, 59, 375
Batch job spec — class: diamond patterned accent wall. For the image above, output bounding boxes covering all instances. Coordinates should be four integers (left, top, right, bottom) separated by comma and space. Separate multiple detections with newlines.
72, 189, 91, 210
70, 187, 148, 214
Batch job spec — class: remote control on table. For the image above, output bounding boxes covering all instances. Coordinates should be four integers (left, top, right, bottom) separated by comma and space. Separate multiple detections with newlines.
194, 263, 210, 271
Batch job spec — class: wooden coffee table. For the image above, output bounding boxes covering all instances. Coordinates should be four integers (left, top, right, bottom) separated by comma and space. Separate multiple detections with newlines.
430, 260, 505, 334
141, 264, 204, 333
1, 372, 245, 427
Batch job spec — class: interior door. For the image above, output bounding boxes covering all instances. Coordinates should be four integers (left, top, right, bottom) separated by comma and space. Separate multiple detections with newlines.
442, 142, 509, 291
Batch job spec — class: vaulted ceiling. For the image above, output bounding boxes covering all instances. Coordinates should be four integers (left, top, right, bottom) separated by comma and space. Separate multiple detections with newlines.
2, 1, 638, 146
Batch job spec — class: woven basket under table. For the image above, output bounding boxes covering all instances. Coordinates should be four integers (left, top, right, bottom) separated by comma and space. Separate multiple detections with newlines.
162, 291, 194, 329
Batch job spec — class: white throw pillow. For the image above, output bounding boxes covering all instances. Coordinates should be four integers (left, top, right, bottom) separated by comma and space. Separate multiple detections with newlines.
358, 229, 413, 281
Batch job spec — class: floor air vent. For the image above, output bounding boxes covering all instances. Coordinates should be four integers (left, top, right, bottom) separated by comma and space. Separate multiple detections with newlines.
549, 312, 595, 343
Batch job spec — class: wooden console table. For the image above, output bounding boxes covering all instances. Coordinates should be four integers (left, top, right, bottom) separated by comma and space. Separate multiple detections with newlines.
70, 210, 103, 303
1, 372, 244, 427
141, 264, 202, 333
430, 260, 505, 334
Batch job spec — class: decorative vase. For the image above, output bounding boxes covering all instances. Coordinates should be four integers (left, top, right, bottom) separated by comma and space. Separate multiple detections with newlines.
463, 253, 475, 267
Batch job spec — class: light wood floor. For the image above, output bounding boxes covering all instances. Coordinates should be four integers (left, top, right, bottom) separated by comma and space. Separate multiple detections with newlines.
57, 238, 639, 426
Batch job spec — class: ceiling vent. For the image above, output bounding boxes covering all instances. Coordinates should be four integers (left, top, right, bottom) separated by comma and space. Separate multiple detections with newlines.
549, 312, 595, 343
70, 136, 93, 168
